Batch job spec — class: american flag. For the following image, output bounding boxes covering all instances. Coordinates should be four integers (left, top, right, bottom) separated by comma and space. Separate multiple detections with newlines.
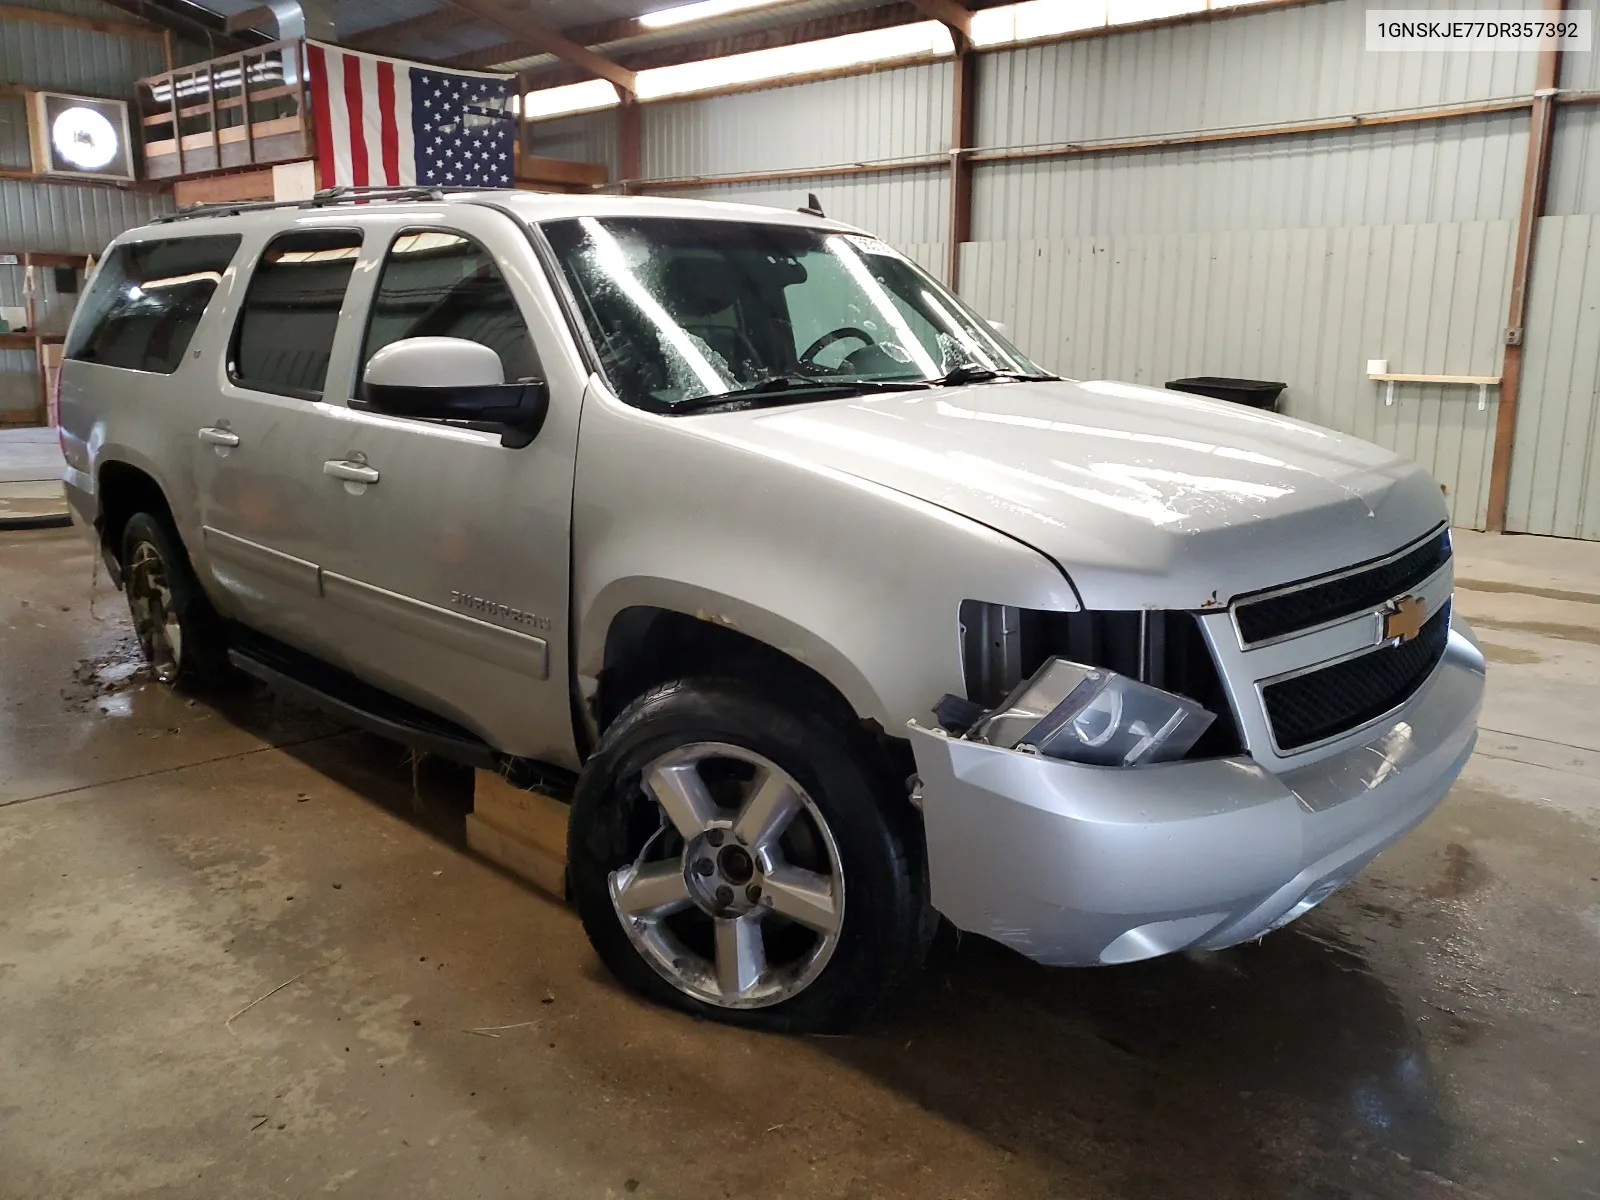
305, 41, 516, 189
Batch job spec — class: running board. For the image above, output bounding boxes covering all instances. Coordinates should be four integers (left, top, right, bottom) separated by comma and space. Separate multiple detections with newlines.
228, 637, 499, 770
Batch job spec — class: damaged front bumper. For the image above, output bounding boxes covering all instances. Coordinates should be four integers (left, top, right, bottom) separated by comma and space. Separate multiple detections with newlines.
907, 616, 1485, 966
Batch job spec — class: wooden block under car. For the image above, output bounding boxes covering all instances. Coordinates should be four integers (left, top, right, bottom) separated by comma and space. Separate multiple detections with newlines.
467, 769, 571, 900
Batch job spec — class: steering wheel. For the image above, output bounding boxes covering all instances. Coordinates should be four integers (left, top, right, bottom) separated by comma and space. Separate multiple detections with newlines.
799, 326, 875, 371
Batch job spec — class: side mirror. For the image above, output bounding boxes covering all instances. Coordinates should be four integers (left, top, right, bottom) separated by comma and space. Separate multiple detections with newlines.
362, 336, 549, 449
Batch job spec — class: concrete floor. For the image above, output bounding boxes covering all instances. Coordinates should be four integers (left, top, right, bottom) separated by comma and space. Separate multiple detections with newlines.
2, 526, 1598, 1200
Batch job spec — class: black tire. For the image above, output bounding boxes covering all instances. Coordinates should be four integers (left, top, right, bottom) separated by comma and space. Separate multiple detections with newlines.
569, 678, 926, 1033
119, 511, 233, 689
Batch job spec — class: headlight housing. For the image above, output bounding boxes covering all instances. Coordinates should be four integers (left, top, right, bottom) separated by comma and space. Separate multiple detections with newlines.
967, 657, 1216, 767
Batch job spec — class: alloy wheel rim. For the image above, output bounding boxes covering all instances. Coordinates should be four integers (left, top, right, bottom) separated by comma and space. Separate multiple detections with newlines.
608, 741, 845, 1009
127, 541, 182, 684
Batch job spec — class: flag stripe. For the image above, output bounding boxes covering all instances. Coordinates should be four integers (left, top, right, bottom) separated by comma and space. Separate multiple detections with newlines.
376, 60, 400, 186
321, 47, 354, 186
360, 55, 386, 185
343, 55, 368, 186
306, 42, 336, 191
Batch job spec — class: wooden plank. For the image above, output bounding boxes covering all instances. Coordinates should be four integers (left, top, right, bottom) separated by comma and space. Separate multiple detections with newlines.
468, 770, 568, 900
517, 154, 607, 187
144, 128, 307, 179
1368, 373, 1502, 385
173, 168, 276, 206
144, 114, 304, 157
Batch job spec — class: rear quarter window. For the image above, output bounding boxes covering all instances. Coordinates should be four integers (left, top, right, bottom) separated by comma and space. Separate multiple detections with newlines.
65, 235, 241, 374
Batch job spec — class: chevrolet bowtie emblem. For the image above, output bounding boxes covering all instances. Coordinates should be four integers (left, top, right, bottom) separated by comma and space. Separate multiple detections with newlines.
1383, 594, 1428, 644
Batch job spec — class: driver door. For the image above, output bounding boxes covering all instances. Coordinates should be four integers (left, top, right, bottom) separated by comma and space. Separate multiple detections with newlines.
306, 206, 583, 767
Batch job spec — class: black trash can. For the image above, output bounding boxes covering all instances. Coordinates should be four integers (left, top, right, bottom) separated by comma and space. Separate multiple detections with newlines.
1165, 377, 1287, 411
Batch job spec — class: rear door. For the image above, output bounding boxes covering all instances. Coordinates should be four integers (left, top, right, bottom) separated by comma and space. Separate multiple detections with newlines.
306, 206, 583, 766
191, 222, 365, 661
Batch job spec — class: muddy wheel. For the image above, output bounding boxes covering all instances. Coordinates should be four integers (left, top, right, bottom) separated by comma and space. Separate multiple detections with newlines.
120, 512, 232, 688
569, 678, 926, 1033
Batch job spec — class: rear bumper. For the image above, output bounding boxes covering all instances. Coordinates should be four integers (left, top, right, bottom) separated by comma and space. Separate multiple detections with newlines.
907, 616, 1485, 966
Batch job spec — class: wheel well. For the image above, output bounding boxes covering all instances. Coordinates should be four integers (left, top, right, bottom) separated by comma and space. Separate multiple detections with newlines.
97, 461, 172, 570
599, 606, 863, 735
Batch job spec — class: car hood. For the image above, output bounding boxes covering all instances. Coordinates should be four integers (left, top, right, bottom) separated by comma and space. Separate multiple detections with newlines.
711, 378, 1448, 610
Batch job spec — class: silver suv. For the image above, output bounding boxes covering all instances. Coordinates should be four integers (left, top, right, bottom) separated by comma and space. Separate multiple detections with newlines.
59, 187, 1485, 1032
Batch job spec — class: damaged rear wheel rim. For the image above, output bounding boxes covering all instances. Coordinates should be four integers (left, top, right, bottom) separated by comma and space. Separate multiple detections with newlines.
608, 741, 845, 1009
126, 540, 182, 684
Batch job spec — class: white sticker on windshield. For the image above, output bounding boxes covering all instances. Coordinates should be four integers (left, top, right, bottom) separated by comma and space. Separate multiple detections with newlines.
842, 235, 902, 259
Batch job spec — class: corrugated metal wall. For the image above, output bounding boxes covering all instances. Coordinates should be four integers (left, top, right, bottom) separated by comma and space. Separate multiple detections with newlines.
971, 115, 1528, 240
1, 0, 176, 421
960, 220, 1512, 529
1504, 218, 1600, 538
528, 109, 622, 181
642, 64, 950, 178
0, 0, 165, 94
637, 64, 952, 259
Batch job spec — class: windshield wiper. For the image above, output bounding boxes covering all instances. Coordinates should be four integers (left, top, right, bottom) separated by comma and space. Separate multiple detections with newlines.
667, 375, 931, 415
934, 364, 1060, 387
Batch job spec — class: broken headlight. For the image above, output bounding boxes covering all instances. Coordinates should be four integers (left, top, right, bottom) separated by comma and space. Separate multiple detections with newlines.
962, 658, 1217, 767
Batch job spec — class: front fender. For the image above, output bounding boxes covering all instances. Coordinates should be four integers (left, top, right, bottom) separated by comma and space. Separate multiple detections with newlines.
578, 579, 890, 726
571, 382, 1077, 733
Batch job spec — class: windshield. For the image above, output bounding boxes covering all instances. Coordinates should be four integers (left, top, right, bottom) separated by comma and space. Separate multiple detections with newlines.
540, 216, 1047, 411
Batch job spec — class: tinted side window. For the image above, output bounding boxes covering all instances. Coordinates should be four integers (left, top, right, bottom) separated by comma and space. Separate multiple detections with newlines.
65, 235, 240, 374
363, 230, 538, 381
231, 229, 362, 398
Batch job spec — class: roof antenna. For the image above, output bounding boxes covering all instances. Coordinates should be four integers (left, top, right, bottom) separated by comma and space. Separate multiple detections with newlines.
798, 193, 825, 217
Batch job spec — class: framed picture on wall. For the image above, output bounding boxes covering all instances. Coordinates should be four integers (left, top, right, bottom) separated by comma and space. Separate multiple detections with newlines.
27, 91, 136, 182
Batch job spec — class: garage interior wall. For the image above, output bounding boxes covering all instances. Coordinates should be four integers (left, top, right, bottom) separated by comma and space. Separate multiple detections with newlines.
531, 0, 1600, 535
1507, 42, 1600, 539
1, 0, 174, 422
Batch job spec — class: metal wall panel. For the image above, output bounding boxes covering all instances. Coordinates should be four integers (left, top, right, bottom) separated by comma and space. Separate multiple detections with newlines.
0, 179, 167, 254
0, 1, 166, 95
654, 168, 951, 264
0, 97, 29, 169
972, 112, 1528, 239
1505, 214, 1600, 538
976, 0, 1534, 152
527, 109, 621, 179
641, 62, 951, 180
1549, 106, 1600, 217
960, 219, 1513, 528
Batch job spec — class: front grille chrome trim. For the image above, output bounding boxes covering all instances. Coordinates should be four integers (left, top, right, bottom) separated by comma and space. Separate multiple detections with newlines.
1231, 523, 1451, 649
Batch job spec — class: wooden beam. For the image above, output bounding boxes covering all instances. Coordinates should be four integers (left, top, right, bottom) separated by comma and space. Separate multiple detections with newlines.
344, 9, 465, 53
618, 96, 641, 192
446, 0, 636, 93
225, 5, 277, 34
0, 2, 162, 40
1486, 0, 1565, 532
906, 0, 971, 43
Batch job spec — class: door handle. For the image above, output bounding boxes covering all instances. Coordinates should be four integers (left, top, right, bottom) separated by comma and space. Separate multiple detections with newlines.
323, 459, 380, 485
198, 426, 240, 447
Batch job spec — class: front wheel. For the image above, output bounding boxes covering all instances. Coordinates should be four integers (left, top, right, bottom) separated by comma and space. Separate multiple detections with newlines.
568, 679, 926, 1033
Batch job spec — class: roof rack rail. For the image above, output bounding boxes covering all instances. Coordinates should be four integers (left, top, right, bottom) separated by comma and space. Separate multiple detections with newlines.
151, 184, 450, 224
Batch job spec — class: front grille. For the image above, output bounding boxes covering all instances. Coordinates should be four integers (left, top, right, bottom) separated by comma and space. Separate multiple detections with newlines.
1236, 530, 1451, 645
1262, 603, 1451, 751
